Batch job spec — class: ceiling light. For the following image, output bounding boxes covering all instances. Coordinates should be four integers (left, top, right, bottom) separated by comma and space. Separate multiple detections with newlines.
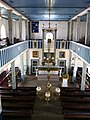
36, 0, 60, 102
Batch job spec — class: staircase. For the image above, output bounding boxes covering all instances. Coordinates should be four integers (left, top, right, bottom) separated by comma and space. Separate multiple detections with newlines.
31, 96, 63, 120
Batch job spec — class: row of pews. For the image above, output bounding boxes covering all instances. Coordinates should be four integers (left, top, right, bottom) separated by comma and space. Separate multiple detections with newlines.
0, 67, 21, 87
0, 86, 36, 120
60, 87, 90, 120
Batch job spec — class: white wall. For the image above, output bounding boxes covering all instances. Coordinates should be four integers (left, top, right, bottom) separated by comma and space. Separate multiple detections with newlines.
30, 21, 68, 40
57, 22, 68, 40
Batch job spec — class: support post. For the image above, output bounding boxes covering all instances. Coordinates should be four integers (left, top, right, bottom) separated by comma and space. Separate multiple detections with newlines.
69, 20, 73, 40
76, 16, 80, 41
42, 29, 45, 61
81, 62, 87, 91
8, 10, 13, 44
19, 16, 22, 40
0, 94, 2, 120
11, 61, 16, 89
85, 10, 90, 45
25, 20, 29, 40
54, 29, 57, 61
67, 21, 70, 40
20, 54, 24, 81
26, 50, 29, 75
72, 57, 78, 82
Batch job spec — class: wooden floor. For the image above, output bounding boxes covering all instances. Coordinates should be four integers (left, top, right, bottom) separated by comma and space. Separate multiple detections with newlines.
18, 75, 77, 91
18, 75, 61, 92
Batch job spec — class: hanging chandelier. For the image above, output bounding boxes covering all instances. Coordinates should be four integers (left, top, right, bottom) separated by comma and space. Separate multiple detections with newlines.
36, 0, 60, 102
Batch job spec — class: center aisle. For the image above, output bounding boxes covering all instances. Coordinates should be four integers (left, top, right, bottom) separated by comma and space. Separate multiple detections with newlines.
31, 96, 63, 120
18, 75, 63, 120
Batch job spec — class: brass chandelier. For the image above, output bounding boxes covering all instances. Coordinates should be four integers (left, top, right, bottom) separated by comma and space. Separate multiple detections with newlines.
36, 0, 60, 102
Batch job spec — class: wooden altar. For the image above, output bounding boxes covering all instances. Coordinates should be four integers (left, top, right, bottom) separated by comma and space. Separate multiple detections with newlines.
37, 66, 59, 80
38, 66, 59, 74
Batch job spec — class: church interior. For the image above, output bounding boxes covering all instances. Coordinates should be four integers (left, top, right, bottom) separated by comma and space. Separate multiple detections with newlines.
0, 0, 90, 120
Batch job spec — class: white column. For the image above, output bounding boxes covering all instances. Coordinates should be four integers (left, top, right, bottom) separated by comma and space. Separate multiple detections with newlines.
72, 57, 78, 82
11, 61, 16, 89
68, 51, 72, 70
81, 62, 87, 91
0, 8, 2, 38
59, 68, 62, 77
25, 20, 29, 40
0, 94, 2, 119
20, 54, 24, 81
28, 21, 30, 39
85, 10, 90, 45
67, 21, 70, 40
76, 16, 80, 41
26, 50, 29, 75
42, 29, 45, 60
69, 21, 73, 40
8, 10, 13, 44
68, 51, 73, 82
35, 69, 38, 77
19, 16, 22, 40
54, 29, 57, 61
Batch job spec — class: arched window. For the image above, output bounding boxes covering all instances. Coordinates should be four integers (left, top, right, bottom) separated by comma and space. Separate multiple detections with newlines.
1, 24, 6, 39
44, 32, 54, 51
46, 32, 53, 40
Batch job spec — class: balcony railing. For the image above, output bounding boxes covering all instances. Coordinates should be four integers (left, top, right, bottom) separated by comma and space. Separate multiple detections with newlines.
0, 41, 28, 68
69, 41, 90, 64
0, 40, 89, 68
29, 39, 69, 49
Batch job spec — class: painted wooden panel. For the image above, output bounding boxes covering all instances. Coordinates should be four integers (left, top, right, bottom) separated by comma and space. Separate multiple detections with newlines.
69, 41, 90, 64
0, 41, 28, 68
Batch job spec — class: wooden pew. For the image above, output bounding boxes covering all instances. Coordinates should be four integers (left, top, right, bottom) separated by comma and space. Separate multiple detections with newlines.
1, 87, 37, 120
62, 103, 90, 111
0, 90, 36, 96
2, 110, 32, 120
60, 87, 90, 92
17, 86, 37, 91
2, 102, 34, 110
0, 86, 37, 91
60, 88, 90, 119
64, 113, 90, 119
60, 91, 90, 97
1, 95, 36, 103
60, 96, 90, 103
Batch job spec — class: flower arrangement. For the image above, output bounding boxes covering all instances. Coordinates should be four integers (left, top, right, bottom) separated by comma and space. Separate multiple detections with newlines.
62, 74, 69, 79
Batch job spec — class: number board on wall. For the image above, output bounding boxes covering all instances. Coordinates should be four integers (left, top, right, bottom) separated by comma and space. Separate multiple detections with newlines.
32, 21, 39, 33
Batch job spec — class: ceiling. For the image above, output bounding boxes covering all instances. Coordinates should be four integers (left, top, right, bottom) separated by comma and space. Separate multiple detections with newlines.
1, 0, 90, 21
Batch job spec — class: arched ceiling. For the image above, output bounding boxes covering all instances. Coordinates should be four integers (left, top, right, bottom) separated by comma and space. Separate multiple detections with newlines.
1, 0, 90, 21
